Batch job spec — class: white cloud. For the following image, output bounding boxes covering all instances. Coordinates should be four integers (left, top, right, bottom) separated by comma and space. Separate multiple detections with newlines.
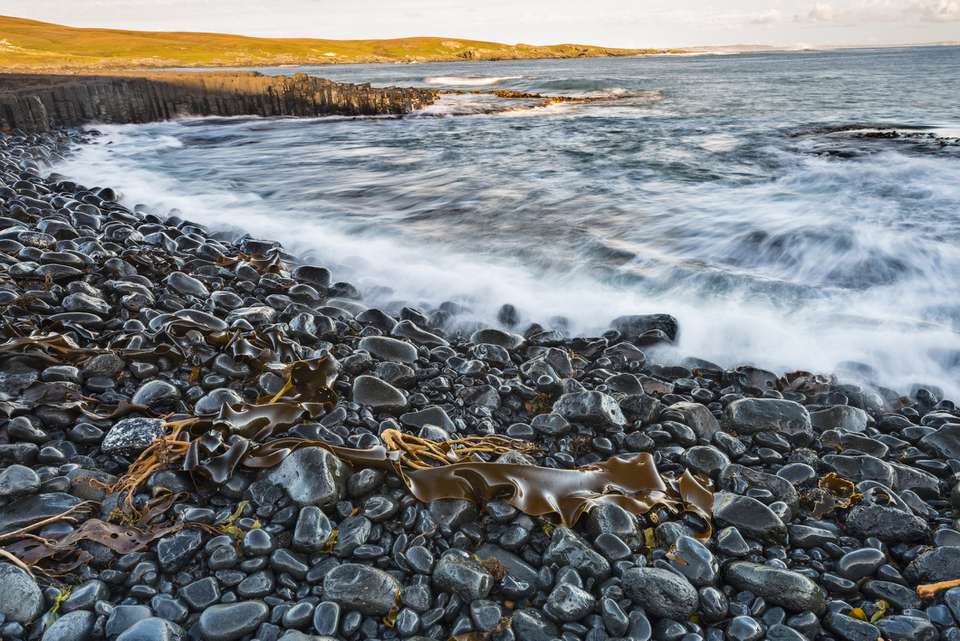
911, 0, 960, 21
807, 2, 838, 21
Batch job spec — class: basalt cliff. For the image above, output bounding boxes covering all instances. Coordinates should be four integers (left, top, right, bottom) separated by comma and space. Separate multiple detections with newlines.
0, 71, 439, 132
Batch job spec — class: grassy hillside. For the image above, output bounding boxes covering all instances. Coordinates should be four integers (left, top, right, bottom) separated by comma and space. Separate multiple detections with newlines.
0, 15, 674, 70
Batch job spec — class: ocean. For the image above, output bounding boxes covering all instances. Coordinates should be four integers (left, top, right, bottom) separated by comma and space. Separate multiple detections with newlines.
53, 46, 960, 397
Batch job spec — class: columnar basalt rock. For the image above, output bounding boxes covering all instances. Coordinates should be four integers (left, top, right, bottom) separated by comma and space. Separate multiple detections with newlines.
0, 72, 439, 132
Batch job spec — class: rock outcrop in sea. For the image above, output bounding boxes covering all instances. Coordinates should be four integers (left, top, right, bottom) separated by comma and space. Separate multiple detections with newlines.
0, 72, 439, 132
2, 127, 960, 641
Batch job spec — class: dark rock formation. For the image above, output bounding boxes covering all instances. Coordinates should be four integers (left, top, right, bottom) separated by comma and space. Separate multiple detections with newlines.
0, 71, 438, 132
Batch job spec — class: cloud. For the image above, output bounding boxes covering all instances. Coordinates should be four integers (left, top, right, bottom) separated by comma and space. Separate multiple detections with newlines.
911, 0, 960, 21
783, 0, 960, 24
748, 9, 783, 25
806, 2, 838, 21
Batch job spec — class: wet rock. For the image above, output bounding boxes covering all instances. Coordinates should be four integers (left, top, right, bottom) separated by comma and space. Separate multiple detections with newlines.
105, 605, 152, 638
810, 405, 869, 432
719, 464, 799, 512
724, 562, 826, 614
433, 549, 493, 601
542, 526, 611, 579
823, 454, 895, 487
904, 547, 960, 584
825, 612, 880, 641
312, 602, 340, 636
511, 609, 559, 641
671, 535, 718, 586
114, 618, 185, 641
0, 492, 81, 533
0, 562, 43, 624
131, 380, 180, 411
156, 528, 203, 572
723, 398, 812, 444
920, 423, 960, 459
60, 579, 108, 613
352, 375, 407, 412
263, 446, 347, 507
292, 506, 333, 553
429, 498, 478, 531
837, 548, 886, 581
358, 336, 418, 364
552, 390, 625, 427
726, 616, 764, 641
42, 610, 96, 641
622, 567, 699, 620
712, 492, 787, 543
197, 601, 270, 641
101, 417, 165, 455
165, 272, 209, 298
875, 616, 938, 641
323, 564, 399, 615
0, 464, 40, 496
610, 314, 679, 343
544, 583, 596, 622
668, 401, 720, 439
845, 503, 931, 544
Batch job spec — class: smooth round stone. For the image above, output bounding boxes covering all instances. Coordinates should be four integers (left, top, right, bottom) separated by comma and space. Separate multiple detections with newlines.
358, 336, 418, 364
470, 600, 503, 632
544, 583, 596, 623
40, 609, 95, 641
131, 380, 180, 411
594, 532, 631, 561
405, 545, 435, 574
0, 464, 40, 497
777, 463, 817, 485
323, 564, 400, 615
837, 547, 886, 581
281, 602, 314, 630
671, 535, 718, 586
727, 616, 764, 641
61, 292, 110, 315
292, 265, 331, 289
241, 529, 274, 556
60, 579, 108, 613
114, 617, 185, 641
681, 446, 730, 478
351, 375, 407, 412
0, 561, 44, 624
312, 602, 340, 636
194, 388, 243, 415
292, 506, 333, 554
165, 272, 209, 297
197, 602, 270, 641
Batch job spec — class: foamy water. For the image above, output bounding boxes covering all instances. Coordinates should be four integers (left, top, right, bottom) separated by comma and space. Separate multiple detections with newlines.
55, 47, 960, 397
423, 75, 524, 86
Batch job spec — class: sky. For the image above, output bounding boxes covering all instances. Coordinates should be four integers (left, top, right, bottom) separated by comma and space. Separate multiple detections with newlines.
4, 0, 959, 48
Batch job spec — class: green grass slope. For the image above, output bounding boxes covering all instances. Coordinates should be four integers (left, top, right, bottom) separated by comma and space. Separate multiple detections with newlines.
0, 15, 675, 70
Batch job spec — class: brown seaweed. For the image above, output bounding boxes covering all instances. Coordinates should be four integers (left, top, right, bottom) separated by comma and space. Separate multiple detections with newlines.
241, 437, 714, 534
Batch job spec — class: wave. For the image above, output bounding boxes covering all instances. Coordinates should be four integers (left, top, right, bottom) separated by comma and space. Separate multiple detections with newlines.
423, 75, 523, 87
51, 124, 960, 399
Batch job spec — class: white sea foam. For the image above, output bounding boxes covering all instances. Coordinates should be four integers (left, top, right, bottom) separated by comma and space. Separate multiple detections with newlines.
52, 123, 960, 399
423, 75, 523, 86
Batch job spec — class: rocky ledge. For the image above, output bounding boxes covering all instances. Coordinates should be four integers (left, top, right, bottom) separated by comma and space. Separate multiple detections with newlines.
4, 128, 960, 641
0, 72, 439, 132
